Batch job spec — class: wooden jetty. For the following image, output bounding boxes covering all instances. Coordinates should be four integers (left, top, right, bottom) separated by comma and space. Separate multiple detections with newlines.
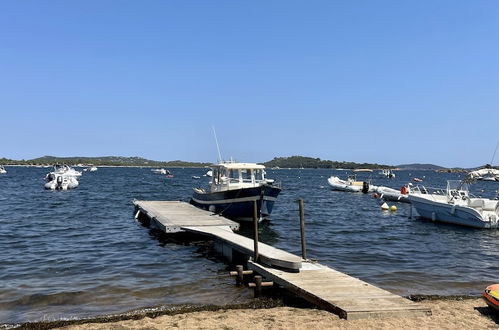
133, 200, 301, 270
248, 261, 430, 320
133, 200, 431, 320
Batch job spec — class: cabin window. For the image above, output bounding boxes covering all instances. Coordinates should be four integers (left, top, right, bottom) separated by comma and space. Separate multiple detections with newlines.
229, 169, 240, 183
254, 169, 263, 181
242, 169, 252, 182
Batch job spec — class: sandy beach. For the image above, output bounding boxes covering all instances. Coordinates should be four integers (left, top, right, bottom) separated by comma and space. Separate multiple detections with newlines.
51, 297, 498, 330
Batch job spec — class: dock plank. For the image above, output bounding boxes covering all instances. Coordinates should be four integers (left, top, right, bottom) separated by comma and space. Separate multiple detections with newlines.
133, 200, 431, 320
248, 260, 431, 320
134, 200, 239, 231
184, 225, 302, 270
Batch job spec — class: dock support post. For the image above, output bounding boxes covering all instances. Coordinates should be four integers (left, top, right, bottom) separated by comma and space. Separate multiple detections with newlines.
253, 200, 259, 262
254, 275, 262, 298
298, 199, 307, 260
236, 265, 244, 286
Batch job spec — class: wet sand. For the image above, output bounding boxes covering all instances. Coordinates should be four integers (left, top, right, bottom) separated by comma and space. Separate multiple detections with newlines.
53, 297, 497, 330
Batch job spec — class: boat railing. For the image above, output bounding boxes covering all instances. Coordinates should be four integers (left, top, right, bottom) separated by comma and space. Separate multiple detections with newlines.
270, 180, 282, 189
411, 184, 479, 202
410, 185, 446, 196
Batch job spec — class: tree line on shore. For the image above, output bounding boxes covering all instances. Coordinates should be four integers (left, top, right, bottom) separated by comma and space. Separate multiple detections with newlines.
0, 155, 395, 169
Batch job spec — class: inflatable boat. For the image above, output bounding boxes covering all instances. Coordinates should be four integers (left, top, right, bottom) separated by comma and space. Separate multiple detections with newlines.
483, 284, 499, 312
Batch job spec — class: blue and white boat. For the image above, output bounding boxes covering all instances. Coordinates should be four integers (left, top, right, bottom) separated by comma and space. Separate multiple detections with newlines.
409, 180, 499, 229
190, 161, 281, 222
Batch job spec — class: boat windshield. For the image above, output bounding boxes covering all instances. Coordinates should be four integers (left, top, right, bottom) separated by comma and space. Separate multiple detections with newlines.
446, 180, 469, 199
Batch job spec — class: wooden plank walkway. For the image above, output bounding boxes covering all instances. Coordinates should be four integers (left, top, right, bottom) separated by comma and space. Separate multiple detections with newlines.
133, 200, 301, 270
133, 200, 431, 320
183, 225, 302, 270
248, 260, 432, 320
133, 200, 239, 232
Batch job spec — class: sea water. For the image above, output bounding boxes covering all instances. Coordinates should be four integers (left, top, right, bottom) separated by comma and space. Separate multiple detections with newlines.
0, 167, 498, 323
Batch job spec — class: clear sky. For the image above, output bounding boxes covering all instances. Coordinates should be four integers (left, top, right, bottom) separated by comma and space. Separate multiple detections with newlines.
1, 1, 498, 167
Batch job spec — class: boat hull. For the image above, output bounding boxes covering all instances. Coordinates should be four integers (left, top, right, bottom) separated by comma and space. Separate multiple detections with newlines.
376, 187, 410, 203
409, 194, 496, 229
327, 177, 374, 193
190, 185, 281, 222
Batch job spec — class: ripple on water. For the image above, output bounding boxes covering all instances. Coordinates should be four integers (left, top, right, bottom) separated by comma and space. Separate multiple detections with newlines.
0, 167, 498, 323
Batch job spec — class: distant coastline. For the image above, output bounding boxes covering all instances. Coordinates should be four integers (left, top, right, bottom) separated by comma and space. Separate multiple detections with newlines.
0, 155, 491, 170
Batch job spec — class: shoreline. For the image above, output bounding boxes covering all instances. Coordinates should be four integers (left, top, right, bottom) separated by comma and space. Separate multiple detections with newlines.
7, 295, 498, 330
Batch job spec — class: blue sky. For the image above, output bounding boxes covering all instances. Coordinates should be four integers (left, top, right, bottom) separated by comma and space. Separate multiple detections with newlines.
0, 1, 498, 167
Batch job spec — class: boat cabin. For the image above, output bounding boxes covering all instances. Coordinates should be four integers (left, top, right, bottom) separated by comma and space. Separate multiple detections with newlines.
211, 162, 269, 192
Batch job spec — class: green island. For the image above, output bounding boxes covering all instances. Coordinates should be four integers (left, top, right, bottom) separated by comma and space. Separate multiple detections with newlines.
0, 155, 431, 169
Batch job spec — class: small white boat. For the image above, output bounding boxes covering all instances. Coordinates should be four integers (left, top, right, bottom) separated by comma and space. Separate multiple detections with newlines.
84, 166, 98, 172
192, 175, 201, 179
152, 168, 169, 175
327, 175, 376, 193
51, 164, 82, 177
376, 185, 410, 203
44, 165, 80, 190
468, 168, 499, 182
409, 180, 499, 229
379, 169, 396, 179
0, 166, 6, 174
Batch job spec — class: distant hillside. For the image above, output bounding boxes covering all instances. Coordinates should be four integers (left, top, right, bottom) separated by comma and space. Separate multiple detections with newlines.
263, 156, 392, 169
396, 163, 446, 170
0, 155, 211, 167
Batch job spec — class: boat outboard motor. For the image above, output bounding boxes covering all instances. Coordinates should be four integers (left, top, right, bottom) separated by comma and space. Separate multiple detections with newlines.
362, 181, 369, 194
56, 175, 63, 189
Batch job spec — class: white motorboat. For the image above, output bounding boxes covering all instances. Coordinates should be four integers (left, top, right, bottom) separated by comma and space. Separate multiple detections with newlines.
376, 185, 410, 203
152, 168, 169, 175
327, 175, 375, 193
379, 169, 396, 179
468, 168, 499, 182
190, 161, 281, 222
0, 166, 6, 174
44, 165, 80, 190
409, 180, 499, 229
84, 166, 98, 172
52, 164, 82, 177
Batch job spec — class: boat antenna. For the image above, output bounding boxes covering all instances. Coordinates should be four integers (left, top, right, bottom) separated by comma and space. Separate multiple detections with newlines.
212, 126, 223, 163
490, 140, 499, 166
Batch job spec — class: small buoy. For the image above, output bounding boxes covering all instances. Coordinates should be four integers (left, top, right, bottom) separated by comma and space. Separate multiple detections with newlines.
390, 205, 397, 212
381, 202, 389, 210
373, 193, 379, 199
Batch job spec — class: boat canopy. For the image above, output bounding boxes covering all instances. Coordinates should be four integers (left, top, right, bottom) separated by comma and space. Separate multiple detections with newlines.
214, 162, 265, 170
353, 168, 373, 173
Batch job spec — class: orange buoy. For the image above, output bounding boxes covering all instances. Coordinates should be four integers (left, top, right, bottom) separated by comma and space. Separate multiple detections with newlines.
373, 193, 379, 199
483, 284, 499, 312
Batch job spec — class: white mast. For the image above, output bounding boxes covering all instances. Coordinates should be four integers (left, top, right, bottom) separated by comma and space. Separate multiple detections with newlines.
212, 126, 223, 163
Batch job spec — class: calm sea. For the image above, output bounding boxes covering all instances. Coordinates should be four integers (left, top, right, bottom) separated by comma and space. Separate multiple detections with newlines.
0, 166, 498, 324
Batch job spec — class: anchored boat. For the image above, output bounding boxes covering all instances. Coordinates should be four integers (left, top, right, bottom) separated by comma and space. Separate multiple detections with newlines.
44, 164, 80, 190
409, 180, 499, 229
327, 175, 375, 193
0, 165, 6, 174
379, 169, 395, 178
376, 184, 410, 203
190, 161, 281, 222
